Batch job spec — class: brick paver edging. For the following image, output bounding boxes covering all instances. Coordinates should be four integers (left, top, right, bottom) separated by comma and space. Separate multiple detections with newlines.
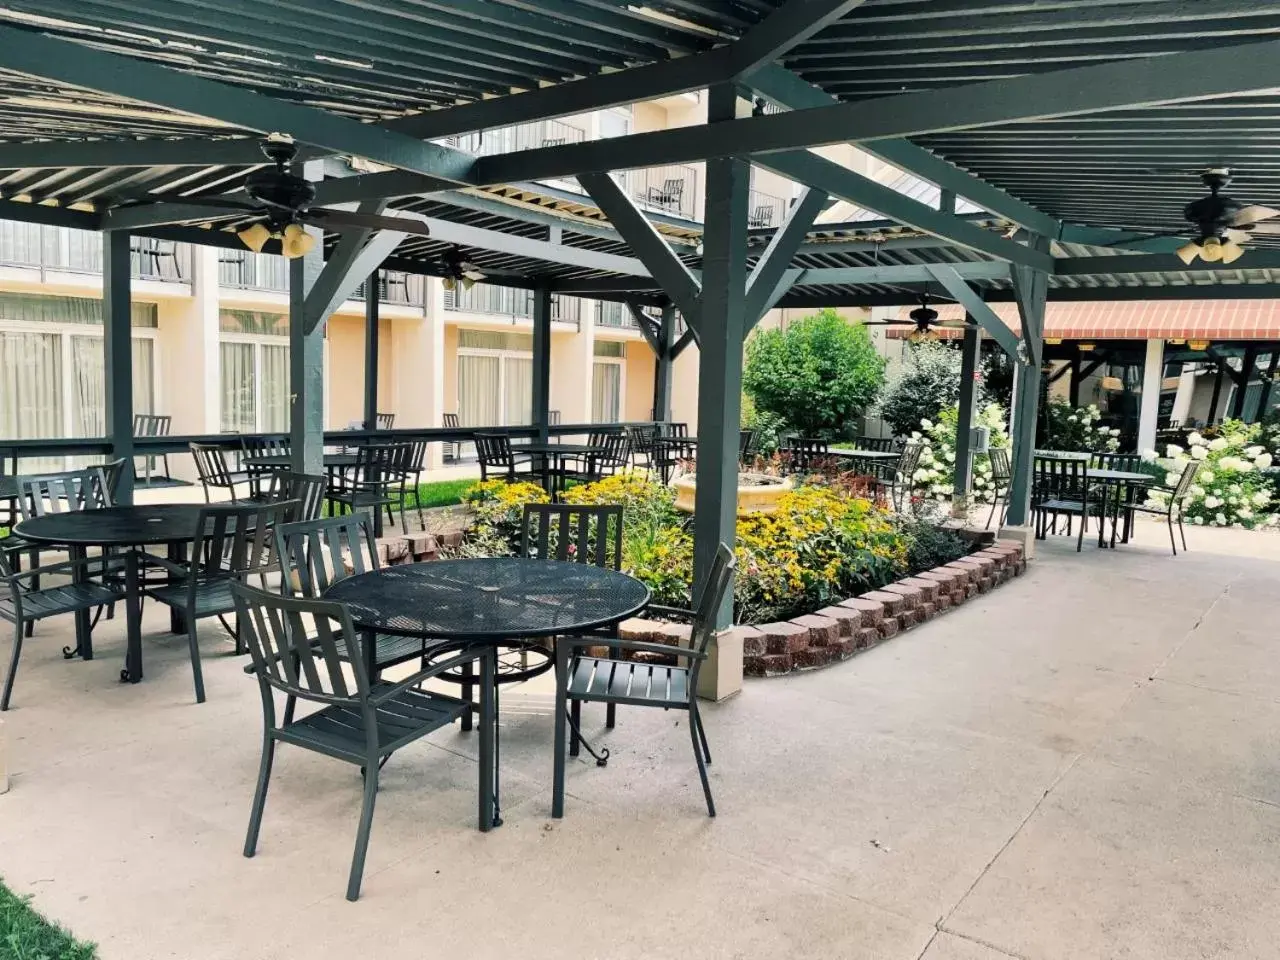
370, 530, 1025, 679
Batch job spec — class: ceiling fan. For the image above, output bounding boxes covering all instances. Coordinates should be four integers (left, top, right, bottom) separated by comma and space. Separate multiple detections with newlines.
1165, 169, 1280, 266
119, 134, 432, 258
864, 294, 968, 341
439, 247, 487, 291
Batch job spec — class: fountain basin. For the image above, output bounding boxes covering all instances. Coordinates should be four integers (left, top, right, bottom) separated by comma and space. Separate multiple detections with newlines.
672, 472, 795, 515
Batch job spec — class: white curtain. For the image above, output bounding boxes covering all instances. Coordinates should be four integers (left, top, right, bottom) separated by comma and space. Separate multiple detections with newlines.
592, 362, 621, 423
132, 338, 154, 416
260, 344, 289, 432
504, 357, 533, 426
220, 342, 256, 432
70, 335, 105, 438
458, 355, 500, 427
0, 331, 62, 470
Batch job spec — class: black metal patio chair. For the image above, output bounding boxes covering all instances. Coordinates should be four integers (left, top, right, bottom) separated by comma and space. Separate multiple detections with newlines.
241, 436, 290, 495
786, 437, 829, 474
1128, 459, 1199, 555
144, 499, 298, 703
326, 442, 411, 534
985, 447, 1012, 530
276, 514, 436, 680
375, 413, 395, 430
854, 435, 896, 453
0, 547, 123, 711
625, 424, 659, 477
133, 413, 172, 483
261, 471, 326, 522
232, 584, 475, 902
560, 432, 629, 487
190, 442, 254, 502
1031, 455, 1100, 552
398, 439, 429, 529
739, 429, 755, 464
442, 412, 462, 462
474, 433, 534, 483
888, 441, 925, 511
553, 541, 736, 819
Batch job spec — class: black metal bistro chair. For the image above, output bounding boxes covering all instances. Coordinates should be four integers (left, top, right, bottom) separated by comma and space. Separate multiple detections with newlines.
646, 177, 685, 214
553, 541, 736, 819
625, 424, 659, 477
442, 412, 462, 462
190, 442, 254, 502
133, 413, 173, 484
887, 441, 925, 511
985, 447, 1012, 530
854, 435, 897, 453
1030, 455, 1100, 552
375, 413, 395, 430
145, 500, 298, 703
276, 514, 436, 679
232, 584, 476, 901
786, 437, 829, 474
738, 429, 755, 464
1128, 459, 1199, 555
398, 439, 430, 529
261, 472, 326, 522
0, 546, 123, 711
561, 432, 629, 487
241, 436, 290, 495
327, 442, 411, 534
474, 433, 535, 482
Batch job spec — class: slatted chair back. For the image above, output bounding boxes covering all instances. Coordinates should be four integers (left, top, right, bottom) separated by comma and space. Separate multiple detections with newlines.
625, 424, 657, 453
276, 514, 379, 598
667, 422, 689, 439
262, 472, 327, 521
100, 459, 129, 501
442, 413, 460, 430
855, 435, 895, 453
190, 443, 239, 499
787, 437, 829, 473
132, 414, 171, 439
192, 501, 298, 590
375, 413, 396, 430
1093, 452, 1143, 472
591, 433, 631, 474
15, 467, 112, 519
350, 442, 410, 490
404, 439, 428, 475
233, 583, 372, 706
241, 436, 290, 459
988, 447, 1012, 484
738, 429, 755, 461
521, 503, 623, 570
1033, 455, 1089, 503
1169, 459, 1200, 504
689, 543, 737, 668
549, 410, 562, 426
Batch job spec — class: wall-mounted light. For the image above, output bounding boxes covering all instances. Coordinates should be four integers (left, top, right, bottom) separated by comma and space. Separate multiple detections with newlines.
1043, 337, 1062, 345
1077, 342, 1096, 352
1188, 339, 1211, 351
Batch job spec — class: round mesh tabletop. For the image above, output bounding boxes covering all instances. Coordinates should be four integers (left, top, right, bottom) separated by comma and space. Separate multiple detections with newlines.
324, 558, 651, 641
15, 503, 208, 547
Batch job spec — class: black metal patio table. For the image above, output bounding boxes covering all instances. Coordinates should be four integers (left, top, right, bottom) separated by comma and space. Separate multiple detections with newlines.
14, 503, 210, 684
1088, 468, 1154, 548
323, 557, 650, 831
651, 435, 697, 482
513, 442, 606, 494
241, 453, 360, 471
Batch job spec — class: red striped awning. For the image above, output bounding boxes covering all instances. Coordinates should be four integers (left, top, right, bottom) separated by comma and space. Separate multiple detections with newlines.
890, 299, 1280, 341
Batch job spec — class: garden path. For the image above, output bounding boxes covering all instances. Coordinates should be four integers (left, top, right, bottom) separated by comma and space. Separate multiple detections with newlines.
1, 520, 1278, 959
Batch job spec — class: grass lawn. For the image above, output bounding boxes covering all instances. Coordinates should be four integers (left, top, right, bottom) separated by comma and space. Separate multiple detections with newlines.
0, 878, 96, 960
409, 478, 474, 510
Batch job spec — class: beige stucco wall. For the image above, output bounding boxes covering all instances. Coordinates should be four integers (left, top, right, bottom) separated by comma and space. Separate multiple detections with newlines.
324, 314, 395, 429
624, 339, 656, 421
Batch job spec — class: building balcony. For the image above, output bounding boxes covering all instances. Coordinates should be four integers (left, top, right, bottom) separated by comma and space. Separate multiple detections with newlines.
0, 222, 190, 283
748, 189, 787, 229
218, 249, 424, 307
444, 282, 582, 326
624, 165, 699, 220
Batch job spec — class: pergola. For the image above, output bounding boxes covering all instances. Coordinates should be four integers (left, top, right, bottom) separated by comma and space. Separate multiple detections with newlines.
3, 0, 1280, 625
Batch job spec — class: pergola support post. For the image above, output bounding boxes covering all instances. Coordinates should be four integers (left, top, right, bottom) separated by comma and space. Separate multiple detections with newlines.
103, 230, 135, 504
1231, 345, 1259, 420
653, 305, 675, 422
1004, 239, 1051, 534
691, 85, 749, 701
532, 284, 552, 443
1209, 366, 1226, 424
289, 227, 325, 476
951, 321, 981, 518
1136, 339, 1165, 455
363, 273, 380, 431
1257, 351, 1279, 416
1068, 352, 1082, 407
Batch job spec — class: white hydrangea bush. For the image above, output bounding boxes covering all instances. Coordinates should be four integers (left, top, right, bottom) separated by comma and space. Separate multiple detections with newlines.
909, 402, 1010, 503
1141, 421, 1278, 529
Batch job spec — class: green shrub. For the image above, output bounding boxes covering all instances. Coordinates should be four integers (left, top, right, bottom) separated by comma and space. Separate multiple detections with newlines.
1041, 399, 1120, 453
743, 308, 886, 439
879, 339, 972, 437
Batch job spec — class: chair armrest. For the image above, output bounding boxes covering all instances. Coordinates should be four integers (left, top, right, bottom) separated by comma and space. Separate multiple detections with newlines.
1, 554, 115, 584
368, 646, 485, 704
646, 603, 694, 621
142, 555, 191, 578
563, 636, 707, 661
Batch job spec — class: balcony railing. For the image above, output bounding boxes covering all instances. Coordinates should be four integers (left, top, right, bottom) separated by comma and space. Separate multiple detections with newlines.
626, 165, 698, 220
595, 301, 638, 329
351, 271, 426, 307
0, 222, 190, 282
444, 283, 581, 325
217, 249, 289, 292
444, 118, 587, 156
747, 189, 786, 229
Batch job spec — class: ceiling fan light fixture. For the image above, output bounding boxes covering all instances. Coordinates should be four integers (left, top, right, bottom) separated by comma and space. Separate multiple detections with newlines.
1199, 236, 1224, 262
461, 276, 476, 292
442, 276, 457, 292
1175, 240, 1201, 266
281, 222, 315, 260
237, 222, 272, 254
1220, 238, 1245, 264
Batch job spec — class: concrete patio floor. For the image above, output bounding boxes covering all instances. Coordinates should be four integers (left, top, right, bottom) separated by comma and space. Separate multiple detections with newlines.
2, 521, 1280, 959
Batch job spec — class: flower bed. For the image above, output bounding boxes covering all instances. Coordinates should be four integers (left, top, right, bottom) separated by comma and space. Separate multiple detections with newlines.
1143, 420, 1276, 529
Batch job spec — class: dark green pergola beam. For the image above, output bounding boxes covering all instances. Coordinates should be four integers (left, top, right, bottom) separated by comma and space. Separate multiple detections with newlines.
925, 263, 1020, 358
470, 37, 1280, 184
743, 187, 828, 325
0, 25, 477, 184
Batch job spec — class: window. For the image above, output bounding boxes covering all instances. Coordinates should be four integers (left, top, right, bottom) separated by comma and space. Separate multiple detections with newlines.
457, 329, 533, 427
591, 341, 625, 423
219, 310, 290, 433
0, 293, 158, 469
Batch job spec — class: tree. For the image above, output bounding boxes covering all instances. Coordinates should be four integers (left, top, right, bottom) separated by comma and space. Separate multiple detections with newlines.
743, 308, 886, 438
879, 339, 977, 437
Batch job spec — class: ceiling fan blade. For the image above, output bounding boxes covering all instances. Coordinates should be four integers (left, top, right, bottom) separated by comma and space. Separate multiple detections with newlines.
1243, 221, 1280, 235
123, 191, 262, 212
1224, 228, 1254, 245
1228, 204, 1280, 227
307, 208, 432, 237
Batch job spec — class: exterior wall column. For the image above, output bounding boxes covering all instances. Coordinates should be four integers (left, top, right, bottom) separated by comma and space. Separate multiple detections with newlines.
362, 273, 380, 430
1171, 363, 1196, 425
652, 305, 675, 421
393, 278, 444, 468
288, 224, 325, 475
1136, 338, 1165, 455
532, 285, 552, 442
1003, 241, 1050, 539
566, 298, 595, 426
